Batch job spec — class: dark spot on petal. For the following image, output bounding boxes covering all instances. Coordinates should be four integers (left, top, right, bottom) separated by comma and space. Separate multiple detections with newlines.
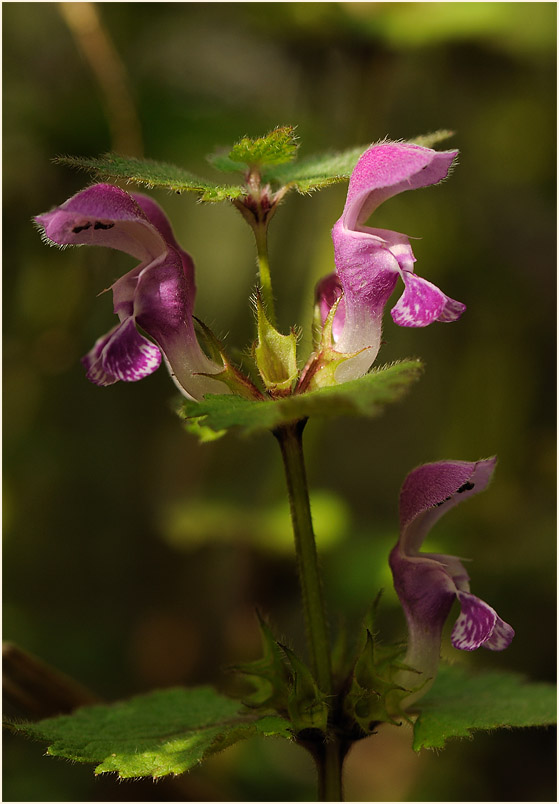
94, 221, 115, 230
72, 222, 91, 233
457, 481, 475, 494
435, 496, 452, 507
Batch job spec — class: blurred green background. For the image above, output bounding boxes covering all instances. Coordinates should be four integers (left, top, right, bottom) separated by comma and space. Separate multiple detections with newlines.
3, 2, 556, 801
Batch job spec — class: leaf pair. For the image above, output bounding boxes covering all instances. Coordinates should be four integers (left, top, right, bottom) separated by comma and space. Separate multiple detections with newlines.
8, 664, 555, 780
54, 127, 454, 202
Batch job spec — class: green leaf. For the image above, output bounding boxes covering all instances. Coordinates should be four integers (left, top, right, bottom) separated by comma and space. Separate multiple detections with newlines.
179, 359, 423, 437
53, 154, 245, 202
181, 417, 226, 443
413, 664, 557, 751
227, 125, 299, 168
9, 687, 292, 779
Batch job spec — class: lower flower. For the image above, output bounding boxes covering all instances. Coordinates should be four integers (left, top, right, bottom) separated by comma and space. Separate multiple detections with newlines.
389, 458, 514, 707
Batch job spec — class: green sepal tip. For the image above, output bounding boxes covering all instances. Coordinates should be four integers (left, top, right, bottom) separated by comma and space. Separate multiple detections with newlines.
230, 612, 291, 712
254, 296, 299, 395
279, 644, 329, 734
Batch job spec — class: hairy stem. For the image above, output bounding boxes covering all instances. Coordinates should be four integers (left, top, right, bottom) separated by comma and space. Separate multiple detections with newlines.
274, 419, 344, 800
274, 419, 331, 693
254, 222, 276, 327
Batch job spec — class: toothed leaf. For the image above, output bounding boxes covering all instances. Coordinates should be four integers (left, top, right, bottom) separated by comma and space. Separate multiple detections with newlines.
53, 154, 245, 202
413, 665, 557, 751
180, 360, 423, 439
8, 687, 292, 779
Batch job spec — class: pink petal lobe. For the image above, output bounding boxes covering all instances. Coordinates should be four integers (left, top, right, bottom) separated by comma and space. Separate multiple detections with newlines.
451, 591, 498, 651
483, 615, 515, 651
391, 271, 466, 328
82, 318, 161, 386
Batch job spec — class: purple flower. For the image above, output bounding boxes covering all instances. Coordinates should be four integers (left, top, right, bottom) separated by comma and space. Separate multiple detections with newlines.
316, 142, 466, 381
389, 458, 514, 705
35, 184, 228, 400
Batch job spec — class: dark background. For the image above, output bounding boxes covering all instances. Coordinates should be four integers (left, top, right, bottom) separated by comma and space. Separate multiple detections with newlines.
3, 2, 556, 800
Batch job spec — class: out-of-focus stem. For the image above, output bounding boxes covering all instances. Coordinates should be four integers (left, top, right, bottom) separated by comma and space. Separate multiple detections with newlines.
316, 738, 345, 802
58, 2, 143, 156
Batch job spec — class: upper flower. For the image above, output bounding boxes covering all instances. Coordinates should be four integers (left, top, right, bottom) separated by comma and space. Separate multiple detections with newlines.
34, 184, 229, 400
389, 458, 514, 705
315, 142, 466, 383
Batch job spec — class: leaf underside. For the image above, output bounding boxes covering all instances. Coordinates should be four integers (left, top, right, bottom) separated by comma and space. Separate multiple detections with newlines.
413, 664, 557, 751
53, 154, 245, 202
9, 686, 292, 779
180, 360, 423, 438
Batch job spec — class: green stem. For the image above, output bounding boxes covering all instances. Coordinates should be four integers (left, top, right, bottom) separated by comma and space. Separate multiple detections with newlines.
274, 419, 332, 695
274, 420, 345, 800
316, 738, 345, 802
254, 222, 276, 327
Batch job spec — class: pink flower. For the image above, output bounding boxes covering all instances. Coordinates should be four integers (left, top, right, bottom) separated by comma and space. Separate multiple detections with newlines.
316, 142, 465, 381
35, 184, 228, 400
389, 458, 514, 705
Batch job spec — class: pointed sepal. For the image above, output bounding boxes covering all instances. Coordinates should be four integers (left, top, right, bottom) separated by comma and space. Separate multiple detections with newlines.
194, 317, 264, 400
230, 612, 291, 712
344, 631, 403, 731
254, 296, 298, 396
279, 645, 329, 734
343, 596, 414, 733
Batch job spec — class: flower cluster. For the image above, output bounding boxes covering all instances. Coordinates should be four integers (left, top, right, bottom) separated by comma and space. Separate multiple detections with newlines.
35, 141, 464, 398
35, 138, 514, 705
